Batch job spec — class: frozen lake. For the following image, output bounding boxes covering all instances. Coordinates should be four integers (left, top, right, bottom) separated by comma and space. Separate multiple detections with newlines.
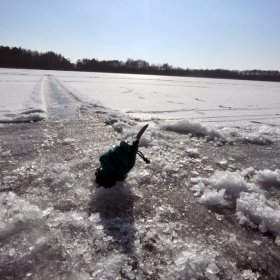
60, 72, 280, 126
1, 68, 280, 128
1, 68, 280, 279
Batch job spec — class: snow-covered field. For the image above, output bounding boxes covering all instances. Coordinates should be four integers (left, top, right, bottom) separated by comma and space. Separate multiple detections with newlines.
1, 68, 280, 279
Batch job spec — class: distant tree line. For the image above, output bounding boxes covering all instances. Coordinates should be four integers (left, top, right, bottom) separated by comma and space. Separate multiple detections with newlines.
1, 45, 280, 82
0, 46, 74, 70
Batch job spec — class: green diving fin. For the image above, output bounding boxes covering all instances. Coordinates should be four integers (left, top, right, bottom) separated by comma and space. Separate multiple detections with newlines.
95, 124, 150, 188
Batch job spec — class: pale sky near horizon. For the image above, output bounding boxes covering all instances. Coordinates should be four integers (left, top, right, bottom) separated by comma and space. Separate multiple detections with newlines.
0, 0, 280, 71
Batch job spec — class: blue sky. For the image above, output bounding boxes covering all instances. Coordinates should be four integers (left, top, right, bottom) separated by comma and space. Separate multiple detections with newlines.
1, 0, 280, 70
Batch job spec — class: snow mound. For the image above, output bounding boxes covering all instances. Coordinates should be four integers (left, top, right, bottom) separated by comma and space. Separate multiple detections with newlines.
239, 134, 273, 145
228, 127, 275, 146
237, 192, 280, 235
191, 168, 280, 237
160, 119, 223, 141
252, 169, 280, 188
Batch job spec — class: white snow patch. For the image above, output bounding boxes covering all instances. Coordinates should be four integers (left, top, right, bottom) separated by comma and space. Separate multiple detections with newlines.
0, 75, 47, 122
191, 181, 206, 196
160, 119, 223, 141
62, 138, 75, 145
239, 134, 273, 145
236, 192, 280, 235
229, 128, 275, 146
200, 189, 226, 207
186, 148, 200, 158
191, 168, 280, 237
252, 169, 280, 188
241, 269, 260, 280
207, 170, 256, 199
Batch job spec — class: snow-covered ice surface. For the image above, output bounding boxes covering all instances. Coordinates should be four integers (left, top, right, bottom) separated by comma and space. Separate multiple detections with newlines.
0, 69, 47, 122
57, 71, 280, 125
1, 68, 280, 279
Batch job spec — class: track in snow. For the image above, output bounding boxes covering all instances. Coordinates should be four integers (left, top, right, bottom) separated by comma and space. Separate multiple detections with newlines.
44, 75, 81, 119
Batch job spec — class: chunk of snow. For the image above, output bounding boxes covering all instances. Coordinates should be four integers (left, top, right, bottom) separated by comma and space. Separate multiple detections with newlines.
241, 269, 260, 280
200, 189, 226, 206
252, 169, 280, 188
205, 263, 220, 280
160, 119, 223, 140
2, 150, 11, 157
186, 148, 200, 158
62, 138, 75, 145
207, 170, 256, 199
241, 134, 273, 145
236, 192, 280, 235
191, 168, 280, 236
191, 182, 206, 196
215, 159, 228, 169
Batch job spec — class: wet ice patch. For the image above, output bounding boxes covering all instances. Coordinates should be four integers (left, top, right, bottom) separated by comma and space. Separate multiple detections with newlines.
8, 158, 93, 212
89, 182, 139, 217
138, 221, 220, 280
90, 253, 127, 280
0, 192, 43, 239
164, 248, 219, 280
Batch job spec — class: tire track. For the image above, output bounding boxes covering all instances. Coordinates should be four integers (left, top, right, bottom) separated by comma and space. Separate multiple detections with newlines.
44, 75, 81, 119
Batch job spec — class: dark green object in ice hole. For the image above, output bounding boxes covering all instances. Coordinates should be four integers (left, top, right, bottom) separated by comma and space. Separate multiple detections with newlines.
95, 124, 150, 188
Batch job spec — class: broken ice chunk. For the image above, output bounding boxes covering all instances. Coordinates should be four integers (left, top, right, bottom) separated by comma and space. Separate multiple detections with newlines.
62, 138, 75, 145
2, 150, 11, 157
205, 263, 220, 280
186, 148, 200, 158
215, 159, 228, 170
